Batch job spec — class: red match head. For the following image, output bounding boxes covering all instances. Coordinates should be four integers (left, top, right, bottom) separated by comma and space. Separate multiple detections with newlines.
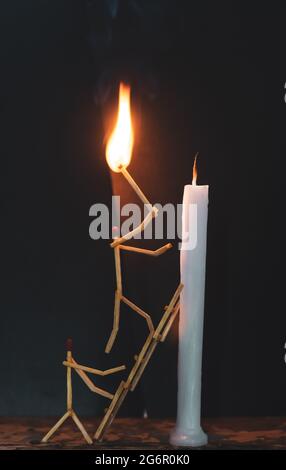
66, 338, 73, 352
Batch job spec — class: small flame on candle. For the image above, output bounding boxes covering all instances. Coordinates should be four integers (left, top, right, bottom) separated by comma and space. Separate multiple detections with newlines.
192, 152, 198, 186
106, 83, 134, 173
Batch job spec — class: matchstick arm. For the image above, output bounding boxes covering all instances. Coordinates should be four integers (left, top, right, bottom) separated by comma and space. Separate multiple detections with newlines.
119, 242, 172, 257
62, 361, 126, 376
110, 207, 158, 248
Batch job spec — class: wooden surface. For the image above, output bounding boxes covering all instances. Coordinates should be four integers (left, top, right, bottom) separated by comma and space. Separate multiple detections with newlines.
0, 417, 285, 450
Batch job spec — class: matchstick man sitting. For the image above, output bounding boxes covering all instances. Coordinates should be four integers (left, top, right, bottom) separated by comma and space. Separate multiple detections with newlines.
41, 338, 125, 445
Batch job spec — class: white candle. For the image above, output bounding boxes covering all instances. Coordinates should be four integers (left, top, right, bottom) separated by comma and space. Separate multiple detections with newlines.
170, 159, 209, 447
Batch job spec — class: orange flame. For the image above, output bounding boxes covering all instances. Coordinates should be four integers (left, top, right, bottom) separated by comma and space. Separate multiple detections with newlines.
192, 153, 198, 185
106, 83, 134, 173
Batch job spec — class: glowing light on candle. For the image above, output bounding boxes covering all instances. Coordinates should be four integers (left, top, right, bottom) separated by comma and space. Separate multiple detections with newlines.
106, 83, 134, 173
192, 153, 198, 186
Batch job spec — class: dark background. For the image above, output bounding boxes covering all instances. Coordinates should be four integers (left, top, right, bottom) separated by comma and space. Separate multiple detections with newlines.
0, 1, 285, 417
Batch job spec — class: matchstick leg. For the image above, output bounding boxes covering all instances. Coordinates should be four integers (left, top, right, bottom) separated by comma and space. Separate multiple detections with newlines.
121, 295, 154, 334
41, 410, 71, 443
67, 350, 72, 410
105, 291, 121, 353
71, 411, 93, 444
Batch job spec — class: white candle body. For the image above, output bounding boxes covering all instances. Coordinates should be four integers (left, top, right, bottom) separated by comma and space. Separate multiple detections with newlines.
170, 184, 209, 447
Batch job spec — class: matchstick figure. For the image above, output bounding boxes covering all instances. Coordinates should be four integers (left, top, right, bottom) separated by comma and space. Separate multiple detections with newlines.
96, 160, 184, 441
105, 165, 175, 354
42, 338, 125, 444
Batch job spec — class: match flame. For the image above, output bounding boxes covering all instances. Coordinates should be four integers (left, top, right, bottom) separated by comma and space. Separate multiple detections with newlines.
106, 83, 134, 173
192, 153, 198, 185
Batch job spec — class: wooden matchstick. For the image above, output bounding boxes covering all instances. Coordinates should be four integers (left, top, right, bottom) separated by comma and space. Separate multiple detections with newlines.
104, 247, 122, 352
114, 246, 122, 293
119, 242, 172, 256
110, 208, 158, 248
130, 338, 158, 391
100, 385, 128, 439
63, 361, 126, 376
66, 338, 72, 411
71, 410, 93, 445
120, 166, 152, 206
94, 381, 126, 440
153, 283, 183, 340
41, 410, 71, 443
121, 295, 154, 333
105, 290, 121, 353
159, 301, 180, 342
71, 358, 114, 400
124, 330, 154, 389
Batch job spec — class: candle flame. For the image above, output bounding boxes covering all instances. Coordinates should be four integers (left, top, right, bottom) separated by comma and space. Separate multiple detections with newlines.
192, 153, 198, 185
106, 83, 134, 173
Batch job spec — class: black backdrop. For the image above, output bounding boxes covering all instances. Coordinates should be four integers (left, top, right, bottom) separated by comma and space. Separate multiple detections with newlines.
0, 1, 285, 417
